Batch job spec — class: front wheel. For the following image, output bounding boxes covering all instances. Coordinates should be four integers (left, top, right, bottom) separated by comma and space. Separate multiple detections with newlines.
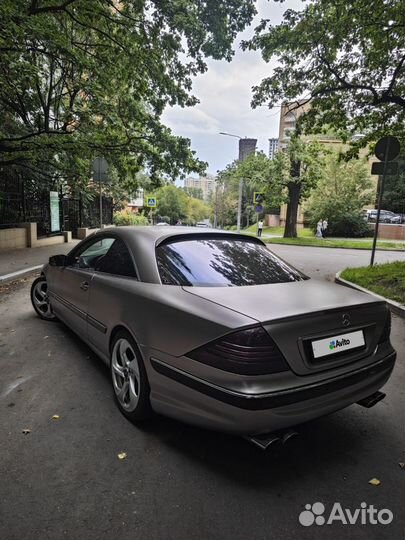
110, 330, 152, 422
30, 276, 57, 321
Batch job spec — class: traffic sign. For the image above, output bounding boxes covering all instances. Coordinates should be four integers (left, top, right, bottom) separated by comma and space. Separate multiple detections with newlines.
374, 136, 400, 162
92, 157, 108, 182
371, 161, 398, 176
370, 135, 401, 267
255, 205, 263, 213
146, 197, 157, 208
253, 192, 264, 204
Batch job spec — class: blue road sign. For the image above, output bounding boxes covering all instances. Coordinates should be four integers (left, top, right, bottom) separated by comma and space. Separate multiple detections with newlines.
146, 197, 157, 208
255, 205, 263, 213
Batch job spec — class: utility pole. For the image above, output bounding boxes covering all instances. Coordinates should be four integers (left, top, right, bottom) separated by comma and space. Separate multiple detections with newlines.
370, 136, 400, 266
92, 157, 108, 229
219, 132, 257, 232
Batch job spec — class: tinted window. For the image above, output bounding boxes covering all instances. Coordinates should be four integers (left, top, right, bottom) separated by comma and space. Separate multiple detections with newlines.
71, 237, 115, 269
156, 238, 307, 286
96, 238, 137, 278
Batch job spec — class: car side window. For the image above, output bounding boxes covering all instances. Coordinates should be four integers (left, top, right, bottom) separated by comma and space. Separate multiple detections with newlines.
70, 237, 116, 269
95, 238, 137, 278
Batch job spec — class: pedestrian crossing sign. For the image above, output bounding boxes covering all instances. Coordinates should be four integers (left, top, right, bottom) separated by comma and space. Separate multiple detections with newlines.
253, 192, 264, 204
146, 197, 157, 207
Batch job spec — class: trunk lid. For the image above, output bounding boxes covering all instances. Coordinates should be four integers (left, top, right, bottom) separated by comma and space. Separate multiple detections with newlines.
183, 280, 388, 375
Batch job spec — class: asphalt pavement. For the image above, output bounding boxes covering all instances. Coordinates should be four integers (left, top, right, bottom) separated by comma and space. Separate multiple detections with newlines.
0, 241, 80, 279
0, 245, 404, 540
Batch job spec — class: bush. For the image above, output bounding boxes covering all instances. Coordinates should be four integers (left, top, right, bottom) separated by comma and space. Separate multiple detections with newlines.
310, 211, 372, 238
113, 211, 149, 226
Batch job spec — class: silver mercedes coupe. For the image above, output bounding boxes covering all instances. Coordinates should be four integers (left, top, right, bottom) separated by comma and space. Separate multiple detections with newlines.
31, 227, 396, 447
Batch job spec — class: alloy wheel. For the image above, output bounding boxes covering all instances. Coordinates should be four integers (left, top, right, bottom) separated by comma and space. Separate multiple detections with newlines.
111, 338, 140, 412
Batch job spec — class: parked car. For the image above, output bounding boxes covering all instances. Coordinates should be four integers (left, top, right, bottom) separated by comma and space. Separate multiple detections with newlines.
367, 209, 402, 223
31, 227, 396, 448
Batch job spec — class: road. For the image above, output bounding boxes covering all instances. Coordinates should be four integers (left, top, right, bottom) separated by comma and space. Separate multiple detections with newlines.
269, 243, 405, 281
0, 245, 404, 540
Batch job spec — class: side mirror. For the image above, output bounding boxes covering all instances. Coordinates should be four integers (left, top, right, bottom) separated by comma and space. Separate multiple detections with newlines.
49, 254, 68, 267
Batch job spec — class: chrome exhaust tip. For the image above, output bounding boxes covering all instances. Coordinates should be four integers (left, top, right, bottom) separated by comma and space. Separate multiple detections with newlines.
246, 429, 298, 450
357, 391, 386, 408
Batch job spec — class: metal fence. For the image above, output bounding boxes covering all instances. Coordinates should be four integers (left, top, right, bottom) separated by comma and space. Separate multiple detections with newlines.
0, 172, 113, 237
62, 196, 113, 236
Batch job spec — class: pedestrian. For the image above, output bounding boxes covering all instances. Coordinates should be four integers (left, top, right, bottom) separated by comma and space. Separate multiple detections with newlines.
257, 219, 264, 237
316, 219, 323, 238
322, 218, 328, 238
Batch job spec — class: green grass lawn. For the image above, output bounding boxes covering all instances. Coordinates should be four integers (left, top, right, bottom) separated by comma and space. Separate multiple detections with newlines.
340, 262, 405, 305
263, 236, 404, 250
243, 225, 404, 251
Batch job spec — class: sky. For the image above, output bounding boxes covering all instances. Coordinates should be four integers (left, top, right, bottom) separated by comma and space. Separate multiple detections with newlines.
162, 0, 303, 178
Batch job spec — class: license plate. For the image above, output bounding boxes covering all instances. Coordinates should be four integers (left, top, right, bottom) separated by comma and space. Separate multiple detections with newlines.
311, 330, 365, 359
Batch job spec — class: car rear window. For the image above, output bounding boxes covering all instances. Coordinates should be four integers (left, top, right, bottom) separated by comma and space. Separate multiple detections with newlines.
156, 237, 307, 286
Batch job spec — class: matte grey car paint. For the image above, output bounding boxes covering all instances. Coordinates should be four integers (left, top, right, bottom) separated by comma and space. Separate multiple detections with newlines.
42, 226, 396, 436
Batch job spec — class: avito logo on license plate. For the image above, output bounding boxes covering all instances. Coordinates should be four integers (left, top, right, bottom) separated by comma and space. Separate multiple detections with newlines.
312, 330, 365, 359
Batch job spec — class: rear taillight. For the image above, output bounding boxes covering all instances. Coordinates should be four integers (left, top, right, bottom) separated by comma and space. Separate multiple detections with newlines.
187, 326, 289, 375
378, 310, 392, 344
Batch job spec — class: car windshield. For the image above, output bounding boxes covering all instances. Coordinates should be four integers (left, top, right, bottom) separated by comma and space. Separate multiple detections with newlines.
156, 237, 308, 287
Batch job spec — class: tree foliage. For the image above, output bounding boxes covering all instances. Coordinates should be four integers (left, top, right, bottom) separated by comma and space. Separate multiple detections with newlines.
307, 153, 374, 237
155, 184, 210, 225
0, 0, 256, 187
213, 143, 326, 234
245, 0, 405, 149
382, 161, 405, 214
183, 187, 204, 200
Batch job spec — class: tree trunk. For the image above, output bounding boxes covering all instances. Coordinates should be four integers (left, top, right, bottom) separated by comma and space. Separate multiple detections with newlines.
284, 182, 301, 238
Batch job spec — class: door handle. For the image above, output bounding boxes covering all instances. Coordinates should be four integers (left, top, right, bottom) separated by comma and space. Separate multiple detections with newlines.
80, 281, 89, 291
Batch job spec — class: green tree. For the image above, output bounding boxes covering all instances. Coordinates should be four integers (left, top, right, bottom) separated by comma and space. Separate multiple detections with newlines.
382, 162, 405, 215
155, 185, 189, 224
211, 162, 239, 228
186, 197, 210, 224
245, 0, 405, 149
307, 154, 374, 237
270, 136, 326, 237
223, 143, 326, 237
0, 0, 256, 185
183, 187, 204, 200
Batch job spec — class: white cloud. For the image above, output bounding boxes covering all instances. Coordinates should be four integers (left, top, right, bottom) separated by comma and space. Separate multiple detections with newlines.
162, 0, 304, 174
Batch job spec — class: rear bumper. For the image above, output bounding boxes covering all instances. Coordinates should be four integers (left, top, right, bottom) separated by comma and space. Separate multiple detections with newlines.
149, 352, 396, 435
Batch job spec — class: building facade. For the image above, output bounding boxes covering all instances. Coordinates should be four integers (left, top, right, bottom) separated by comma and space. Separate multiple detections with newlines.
184, 174, 216, 200
268, 138, 279, 159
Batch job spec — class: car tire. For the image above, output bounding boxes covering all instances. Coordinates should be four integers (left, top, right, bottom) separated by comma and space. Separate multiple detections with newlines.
110, 330, 152, 423
30, 276, 57, 321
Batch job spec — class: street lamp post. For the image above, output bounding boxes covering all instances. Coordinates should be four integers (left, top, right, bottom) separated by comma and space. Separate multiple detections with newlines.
219, 132, 257, 232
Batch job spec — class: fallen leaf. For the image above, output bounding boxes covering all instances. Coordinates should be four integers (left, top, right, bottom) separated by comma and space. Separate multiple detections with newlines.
22, 429, 31, 435
368, 478, 381, 486
51, 414, 60, 420
117, 452, 127, 460
399, 463, 405, 469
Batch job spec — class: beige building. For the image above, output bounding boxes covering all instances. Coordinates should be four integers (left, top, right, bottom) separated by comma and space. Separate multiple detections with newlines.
184, 174, 216, 200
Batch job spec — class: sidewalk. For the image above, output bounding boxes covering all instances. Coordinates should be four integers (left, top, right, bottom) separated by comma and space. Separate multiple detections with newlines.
0, 241, 80, 282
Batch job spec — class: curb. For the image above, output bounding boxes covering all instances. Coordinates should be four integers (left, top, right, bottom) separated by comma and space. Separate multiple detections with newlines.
0, 265, 43, 284
264, 240, 405, 251
335, 270, 405, 319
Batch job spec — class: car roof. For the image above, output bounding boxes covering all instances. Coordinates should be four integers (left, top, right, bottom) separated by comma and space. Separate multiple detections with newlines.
89, 226, 263, 283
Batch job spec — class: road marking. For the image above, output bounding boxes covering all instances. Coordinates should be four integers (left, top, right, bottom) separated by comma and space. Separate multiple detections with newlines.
1, 376, 32, 399
0, 265, 42, 283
